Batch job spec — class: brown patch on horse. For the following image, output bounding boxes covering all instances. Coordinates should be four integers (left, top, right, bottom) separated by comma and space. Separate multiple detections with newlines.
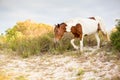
89, 17, 96, 20
71, 23, 83, 40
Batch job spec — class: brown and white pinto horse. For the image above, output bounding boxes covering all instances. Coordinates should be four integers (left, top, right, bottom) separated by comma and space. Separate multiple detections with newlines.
54, 16, 109, 52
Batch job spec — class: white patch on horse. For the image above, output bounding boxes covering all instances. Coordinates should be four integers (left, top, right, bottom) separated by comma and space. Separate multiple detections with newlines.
64, 18, 82, 32
79, 19, 99, 35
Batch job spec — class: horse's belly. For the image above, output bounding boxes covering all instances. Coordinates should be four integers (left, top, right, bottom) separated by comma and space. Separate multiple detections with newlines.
82, 23, 98, 35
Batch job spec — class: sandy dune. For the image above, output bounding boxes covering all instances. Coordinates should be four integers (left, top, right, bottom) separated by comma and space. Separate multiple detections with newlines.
0, 47, 120, 80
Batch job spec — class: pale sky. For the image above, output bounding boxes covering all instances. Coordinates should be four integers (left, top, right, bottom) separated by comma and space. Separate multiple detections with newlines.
0, 0, 120, 34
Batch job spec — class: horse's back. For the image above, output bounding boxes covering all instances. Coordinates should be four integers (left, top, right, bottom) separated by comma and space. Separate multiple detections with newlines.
79, 19, 98, 34
65, 18, 99, 34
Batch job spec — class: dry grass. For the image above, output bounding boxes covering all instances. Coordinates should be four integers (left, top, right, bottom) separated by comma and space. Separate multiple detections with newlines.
0, 71, 10, 80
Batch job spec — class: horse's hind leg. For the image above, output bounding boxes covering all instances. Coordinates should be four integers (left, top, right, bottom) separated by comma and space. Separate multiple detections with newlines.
95, 33, 100, 49
80, 37, 83, 53
70, 39, 79, 50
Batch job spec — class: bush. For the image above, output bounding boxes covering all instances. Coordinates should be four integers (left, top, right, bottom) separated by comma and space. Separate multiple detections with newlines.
110, 28, 120, 52
15, 32, 54, 58
38, 33, 54, 52
110, 20, 120, 52
3, 20, 54, 57
60, 33, 74, 50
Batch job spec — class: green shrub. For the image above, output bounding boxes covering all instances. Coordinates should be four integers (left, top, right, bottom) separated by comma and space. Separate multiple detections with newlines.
77, 68, 85, 76
4, 29, 54, 57
83, 34, 97, 46
83, 31, 107, 47
3, 20, 54, 57
60, 33, 74, 50
16, 32, 54, 58
110, 20, 120, 52
110, 30, 120, 52
38, 33, 54, 52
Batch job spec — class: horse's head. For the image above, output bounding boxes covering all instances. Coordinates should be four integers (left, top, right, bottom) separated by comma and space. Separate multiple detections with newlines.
54, 23, 67, 43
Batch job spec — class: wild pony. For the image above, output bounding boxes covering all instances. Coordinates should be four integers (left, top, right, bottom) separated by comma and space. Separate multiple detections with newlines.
54, 16, 109, 52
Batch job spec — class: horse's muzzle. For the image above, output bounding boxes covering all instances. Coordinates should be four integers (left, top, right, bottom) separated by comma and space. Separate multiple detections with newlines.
53, 38, 60, 49
54, 38, 59, 43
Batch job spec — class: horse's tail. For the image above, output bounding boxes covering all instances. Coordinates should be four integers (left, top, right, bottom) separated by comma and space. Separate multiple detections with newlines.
95, 16, 110, 41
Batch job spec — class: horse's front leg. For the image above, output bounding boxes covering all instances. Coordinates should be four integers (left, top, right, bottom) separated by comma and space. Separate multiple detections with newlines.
70, 39, 79, 50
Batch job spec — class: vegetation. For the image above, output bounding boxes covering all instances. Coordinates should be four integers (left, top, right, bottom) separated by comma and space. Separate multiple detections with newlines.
15, 76, 28, 80
0, 20, 54, 57
110, 19, 120, 52
0, 71, 10, 80
77, 68, 85, 76
0, 71, 28, 80
0, 19, 119, 57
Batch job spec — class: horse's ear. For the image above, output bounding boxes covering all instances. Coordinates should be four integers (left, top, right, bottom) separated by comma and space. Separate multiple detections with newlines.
55, 24, 60, 28
57, 24, 60, 28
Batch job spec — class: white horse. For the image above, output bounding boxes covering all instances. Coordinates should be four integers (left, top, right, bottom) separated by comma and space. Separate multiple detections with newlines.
54, 16, 109, 52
